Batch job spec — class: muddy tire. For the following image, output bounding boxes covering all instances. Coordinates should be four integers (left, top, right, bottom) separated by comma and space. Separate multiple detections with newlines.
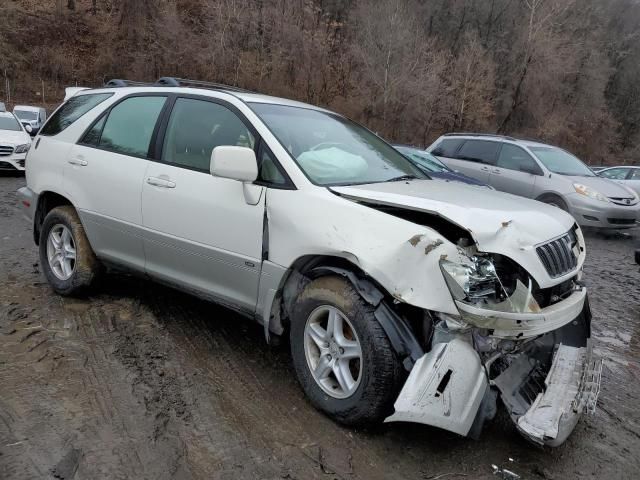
39, 206, 101, 295
290, 276, 404, 426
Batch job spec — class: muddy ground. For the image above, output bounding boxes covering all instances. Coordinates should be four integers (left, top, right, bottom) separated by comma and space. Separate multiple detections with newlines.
0, 174, 638, 480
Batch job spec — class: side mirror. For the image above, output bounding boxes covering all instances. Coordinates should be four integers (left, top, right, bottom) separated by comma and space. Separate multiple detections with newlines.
210, 146, 258, 182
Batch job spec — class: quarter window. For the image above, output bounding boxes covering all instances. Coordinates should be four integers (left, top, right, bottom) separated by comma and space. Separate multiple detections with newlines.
99, 96, 167, 157
496, 144, 541, 174
630, 169, 640, 180
257, 141, 287, 185
40, 93, 112, 136
457, 140, 500, 164
162, 98, 255, 171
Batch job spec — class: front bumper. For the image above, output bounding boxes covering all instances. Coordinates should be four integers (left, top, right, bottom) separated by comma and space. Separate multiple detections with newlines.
566, 192, 639, 229
385, 297, 599, 446
0, 153, 26, 171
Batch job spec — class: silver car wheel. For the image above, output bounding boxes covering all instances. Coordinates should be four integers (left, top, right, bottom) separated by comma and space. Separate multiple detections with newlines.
46, 224, 76, 281
303, 305, 363, 399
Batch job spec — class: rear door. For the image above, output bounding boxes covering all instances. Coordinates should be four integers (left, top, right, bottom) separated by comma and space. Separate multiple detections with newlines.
140, 96, 266, 313
439, 139, 500, 183
489, 143, 542, 197
64, 94, 168, 270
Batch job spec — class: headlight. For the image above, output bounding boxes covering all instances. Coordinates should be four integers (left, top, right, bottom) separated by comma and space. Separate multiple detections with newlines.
440, 255, 540, 314
573, 183, 609, 202
14, 143, 30, 154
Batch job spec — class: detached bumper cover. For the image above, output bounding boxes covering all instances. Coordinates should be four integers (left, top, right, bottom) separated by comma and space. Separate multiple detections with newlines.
516, 341, 602, 446
17, 186, 38, 222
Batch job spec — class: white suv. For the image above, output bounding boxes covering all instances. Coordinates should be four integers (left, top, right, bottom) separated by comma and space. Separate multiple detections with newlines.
18, 78, 601, 446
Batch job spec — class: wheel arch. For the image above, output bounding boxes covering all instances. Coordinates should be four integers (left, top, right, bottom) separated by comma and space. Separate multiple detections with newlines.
33, 191, 75, 245
268, 254, 426, 370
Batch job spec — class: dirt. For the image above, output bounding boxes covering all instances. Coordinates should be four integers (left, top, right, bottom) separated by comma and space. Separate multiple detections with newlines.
0, 173, 639, 480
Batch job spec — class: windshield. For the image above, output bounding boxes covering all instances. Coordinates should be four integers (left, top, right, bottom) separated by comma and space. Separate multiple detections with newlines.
250, 103, 425, 186
395, 146, 450, 173
14, 110, 38, 121
0, 116, 22, 131
530, 147, 594, 176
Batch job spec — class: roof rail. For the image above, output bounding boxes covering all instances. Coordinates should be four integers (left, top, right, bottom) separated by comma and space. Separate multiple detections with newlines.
104, 79, 153, 87
443, 132, 517, 141
155, 77, 253, 93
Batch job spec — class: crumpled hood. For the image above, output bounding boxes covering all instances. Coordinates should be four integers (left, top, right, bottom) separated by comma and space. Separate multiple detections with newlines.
330, 179, 576, 254
568, 174, 636, 199
0, 130, 31, 146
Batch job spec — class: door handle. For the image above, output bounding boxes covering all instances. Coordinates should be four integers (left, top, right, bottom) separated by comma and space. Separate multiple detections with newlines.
68, 157, 88, 166
491, 168, 501, 174
480, 166, 490, 171
146, 176, 176, 188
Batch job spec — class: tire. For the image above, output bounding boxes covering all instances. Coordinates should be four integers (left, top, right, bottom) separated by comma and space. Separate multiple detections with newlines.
39, 206, 101, 295
539, 195, 569, 211
290, 276, 404, 426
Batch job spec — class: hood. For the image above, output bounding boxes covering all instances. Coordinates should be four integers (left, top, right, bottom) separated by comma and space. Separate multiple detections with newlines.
0, 130, 31, 146
428, 171, 489, 187
568, 174, 635, 199
330, 179, 575, 253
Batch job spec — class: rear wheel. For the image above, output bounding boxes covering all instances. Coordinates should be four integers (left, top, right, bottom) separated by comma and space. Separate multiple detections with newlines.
39, 206, 101, 295
290, 276, 404, 426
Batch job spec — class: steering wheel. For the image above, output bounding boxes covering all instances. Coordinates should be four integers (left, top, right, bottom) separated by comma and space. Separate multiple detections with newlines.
309, 142, 348, 151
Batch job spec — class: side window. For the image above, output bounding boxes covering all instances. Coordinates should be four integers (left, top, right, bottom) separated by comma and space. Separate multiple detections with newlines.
630, 169, 640, 180
162, 98, 255, 171
80, 115, 106, 146
40, 93, 112, 136
457, 140, 500, 164
599, 168, 629, 180
432, 138, 463, 157
99, 96, 167, 157
257, 141, 287, 185
496, 144, 541, 174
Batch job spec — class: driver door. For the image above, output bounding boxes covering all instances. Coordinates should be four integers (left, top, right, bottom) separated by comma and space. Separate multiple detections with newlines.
141, 96, 265, 313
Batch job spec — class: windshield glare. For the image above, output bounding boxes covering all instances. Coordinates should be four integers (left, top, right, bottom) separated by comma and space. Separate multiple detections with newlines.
14, 110, 37, 121
530, 147, 594, 176
0, 116, 22, 132
250, 103, 425, 186
395, 147, 450, 173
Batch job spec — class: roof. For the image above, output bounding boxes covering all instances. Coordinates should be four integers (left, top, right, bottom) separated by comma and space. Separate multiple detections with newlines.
13, 105, 44, 111
441, 133, 553, 148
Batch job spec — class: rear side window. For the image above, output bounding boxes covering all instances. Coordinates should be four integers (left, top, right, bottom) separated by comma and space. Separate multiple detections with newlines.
40, 93, 112, 136
599, 167, 629, 180
98, 96, 167, 157
431, 138, 463, 157
457, 140, 500, 164
631, 169, 640, 180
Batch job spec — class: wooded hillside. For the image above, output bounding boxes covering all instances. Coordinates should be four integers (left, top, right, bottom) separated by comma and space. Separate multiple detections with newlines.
1, 0, 639, 164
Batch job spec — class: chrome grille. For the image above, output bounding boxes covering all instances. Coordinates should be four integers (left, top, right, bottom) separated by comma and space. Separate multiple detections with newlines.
0, 145, 14, 156
537, 231, 578, 278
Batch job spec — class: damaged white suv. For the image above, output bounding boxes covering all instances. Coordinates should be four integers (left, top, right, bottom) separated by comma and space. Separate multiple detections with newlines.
18, 78, 601, 446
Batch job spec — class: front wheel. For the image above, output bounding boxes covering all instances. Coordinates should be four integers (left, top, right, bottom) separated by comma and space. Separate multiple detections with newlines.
39, 206, 101, 295
290, 276, 404, 426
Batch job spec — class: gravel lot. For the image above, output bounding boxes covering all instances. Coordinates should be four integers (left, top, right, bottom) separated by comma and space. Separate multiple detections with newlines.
1, 174, 639, 480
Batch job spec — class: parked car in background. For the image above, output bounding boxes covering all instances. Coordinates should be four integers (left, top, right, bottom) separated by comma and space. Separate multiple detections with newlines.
597, 166, 640, 196
0, 102, 6, 112
0, 110, 31, 171
589, 166, 607, 173
393, 145, 492, 188
427, 133, 640, 229
13, 105, 47, 136
17, 77, 600, 447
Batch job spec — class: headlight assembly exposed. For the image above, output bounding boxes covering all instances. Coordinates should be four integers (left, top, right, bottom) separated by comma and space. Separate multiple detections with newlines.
14, 143, 30, 154
573, 183, 609, 203
440, 256, 541, 314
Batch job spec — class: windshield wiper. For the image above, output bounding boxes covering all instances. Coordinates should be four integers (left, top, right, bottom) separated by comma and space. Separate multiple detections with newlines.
384, 174, 419, 182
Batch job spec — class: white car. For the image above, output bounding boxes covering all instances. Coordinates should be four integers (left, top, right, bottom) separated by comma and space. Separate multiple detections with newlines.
17, 78, 601, 446
0, 111, 32, 171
